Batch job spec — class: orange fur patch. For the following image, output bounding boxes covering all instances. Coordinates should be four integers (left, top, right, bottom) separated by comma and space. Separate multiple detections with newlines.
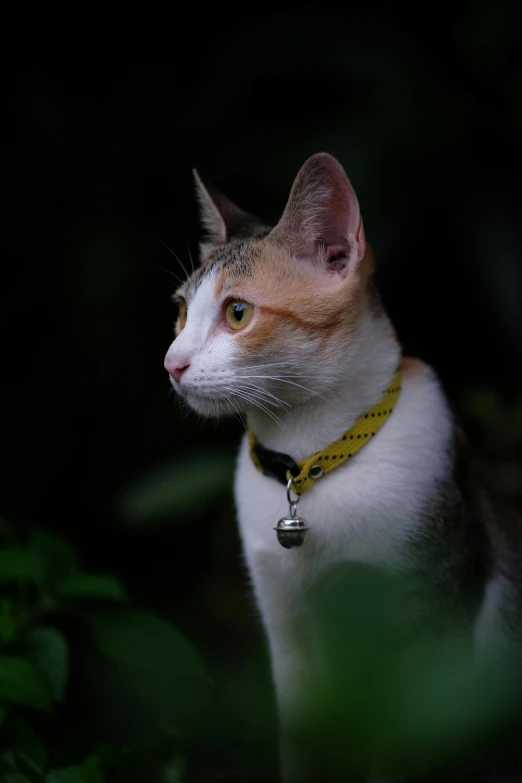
213, 239, 374, 354
399, 356, 426, 379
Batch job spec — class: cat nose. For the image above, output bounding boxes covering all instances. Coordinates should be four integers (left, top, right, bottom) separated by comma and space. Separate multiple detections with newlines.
164, 356, 190, 384
170, 363, 190, 383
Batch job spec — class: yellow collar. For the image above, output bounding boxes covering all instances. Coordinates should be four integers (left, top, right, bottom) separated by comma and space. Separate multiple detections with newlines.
248, 370, 402, 495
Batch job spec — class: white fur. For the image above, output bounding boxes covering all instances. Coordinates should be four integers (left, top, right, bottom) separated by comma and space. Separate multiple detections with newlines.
164, 271, 244, 416
165, 272, 456, 758
235, 345, 454, 721
474, 573, 513, 656
230, 309, 454, 782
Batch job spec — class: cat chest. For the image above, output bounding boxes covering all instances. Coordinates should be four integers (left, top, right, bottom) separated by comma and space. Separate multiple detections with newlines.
234, 438, 418, 575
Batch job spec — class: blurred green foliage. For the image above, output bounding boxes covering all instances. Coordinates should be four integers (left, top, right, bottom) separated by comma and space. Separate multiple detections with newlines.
115, 451, 235, 526
0, 519, 221, 783
2, 510, 522, 781
291, 566, 522, 781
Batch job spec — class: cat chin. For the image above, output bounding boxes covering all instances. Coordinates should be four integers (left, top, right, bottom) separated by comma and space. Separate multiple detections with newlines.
183, 390, 235, 419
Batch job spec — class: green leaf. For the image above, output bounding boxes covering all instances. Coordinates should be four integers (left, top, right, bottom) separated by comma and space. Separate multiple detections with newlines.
25, 627, 69, 702
0, 600, 17, 644
46, 773, 84, 783
116, 451, 234, 524
90, 611, 211, 727
0, 549, 44, 584
29, 532, 78, 586
46, 756, 103, 783
90, 611, 208, 682
2, 774, 32, 783
54, 574, 127, 601
0, 750, 17, 774
13, 718, 47, 775
0, 656, 52, 711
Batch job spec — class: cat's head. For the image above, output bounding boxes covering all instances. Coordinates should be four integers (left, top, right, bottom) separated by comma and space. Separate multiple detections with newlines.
164, 153, 376, 418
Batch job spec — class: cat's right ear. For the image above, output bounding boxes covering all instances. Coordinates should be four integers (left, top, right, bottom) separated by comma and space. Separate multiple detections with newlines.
270, 153, 368, 281
193, 170, 270, 258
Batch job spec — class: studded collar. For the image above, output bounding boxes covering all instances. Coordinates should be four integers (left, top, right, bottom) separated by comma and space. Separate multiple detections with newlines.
248, 371, 402, 495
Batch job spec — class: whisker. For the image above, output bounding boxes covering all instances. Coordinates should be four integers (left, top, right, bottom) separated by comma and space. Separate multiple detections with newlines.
234, 375, 327, 399
237, 362, 301, 371
236, 364, 342, 379
225, 394, 247, 429
234, 383, 292, 409
183, 238, 195, 274
154, 237, 190, 280
223, 396, 239, 426
232, 387, 287, 431
152, 263, 183, 284
246, 402, 286, 430
195, 379, 291, 409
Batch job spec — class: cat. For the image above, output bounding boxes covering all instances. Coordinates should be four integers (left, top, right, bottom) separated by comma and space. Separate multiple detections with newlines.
164, 153, 522, 782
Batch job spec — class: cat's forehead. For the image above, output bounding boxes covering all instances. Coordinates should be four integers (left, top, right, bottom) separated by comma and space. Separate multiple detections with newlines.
180, 237, 265, 301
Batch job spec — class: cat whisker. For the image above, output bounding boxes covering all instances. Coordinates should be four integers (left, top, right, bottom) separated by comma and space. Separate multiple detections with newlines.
235, 372, 310, 379
153, 263, 183, 285
222, 396, 237, 425
183, 238, 195, 274
233, 383, 292, 409
236, 363, 343, 378
232, 387, 287, 431
224, 393, 247, 429
234, 375, 328, 400
236, 364, 342, 384
194, 379, 291, 410
237, 362, 302, 371
154, 237, 190, 280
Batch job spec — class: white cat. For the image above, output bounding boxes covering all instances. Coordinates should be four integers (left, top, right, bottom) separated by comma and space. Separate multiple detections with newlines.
164, 153, 521, 782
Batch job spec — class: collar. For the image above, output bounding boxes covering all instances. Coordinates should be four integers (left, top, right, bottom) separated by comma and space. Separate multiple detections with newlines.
248, 370, 402, 495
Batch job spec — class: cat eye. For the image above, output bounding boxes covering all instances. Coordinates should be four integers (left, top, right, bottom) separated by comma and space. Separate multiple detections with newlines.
225, 301, 254, 331
176, 300, 187, 332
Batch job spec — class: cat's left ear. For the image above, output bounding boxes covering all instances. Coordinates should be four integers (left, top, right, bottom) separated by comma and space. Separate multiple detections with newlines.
193, 170, 270, 254
270, 153, 367, 279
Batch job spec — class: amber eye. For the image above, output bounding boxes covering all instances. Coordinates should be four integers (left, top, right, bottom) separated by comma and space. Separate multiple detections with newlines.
175, 300, 187, 334
225, 301, 254, 331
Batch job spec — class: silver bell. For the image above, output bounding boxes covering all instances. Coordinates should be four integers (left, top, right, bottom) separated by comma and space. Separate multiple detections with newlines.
274, 515, 309, 548
274, 477, 310, 548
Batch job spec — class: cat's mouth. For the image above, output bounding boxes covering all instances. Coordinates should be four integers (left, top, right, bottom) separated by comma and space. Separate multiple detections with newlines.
172, 375, 288, 418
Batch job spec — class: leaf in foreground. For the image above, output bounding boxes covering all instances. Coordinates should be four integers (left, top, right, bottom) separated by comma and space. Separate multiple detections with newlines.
116, 452, 234, 524
54, 574, 127, 601
29, 532, 78, 586
46, 755, 103, 783
25, 627, 69, 702
0, 656, 53, 711
0, 549, 44, 584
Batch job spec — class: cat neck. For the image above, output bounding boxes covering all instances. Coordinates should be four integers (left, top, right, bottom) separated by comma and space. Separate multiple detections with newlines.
246, 310, 402, 461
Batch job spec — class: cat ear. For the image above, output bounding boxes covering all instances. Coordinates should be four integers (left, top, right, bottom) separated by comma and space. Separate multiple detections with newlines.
271, 153, 366, 277
193, 170, 270, 249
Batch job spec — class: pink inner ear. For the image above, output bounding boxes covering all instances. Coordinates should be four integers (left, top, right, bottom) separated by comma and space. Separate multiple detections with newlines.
326, 244, 351, 274
272, 153, 366, 269
353, 217, 366, 262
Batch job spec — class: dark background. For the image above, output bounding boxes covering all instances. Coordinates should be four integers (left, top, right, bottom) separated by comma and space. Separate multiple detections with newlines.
2, 4, 522, 780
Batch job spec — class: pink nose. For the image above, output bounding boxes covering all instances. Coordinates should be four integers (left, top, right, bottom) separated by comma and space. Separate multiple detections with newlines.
168, 363, 190, 383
